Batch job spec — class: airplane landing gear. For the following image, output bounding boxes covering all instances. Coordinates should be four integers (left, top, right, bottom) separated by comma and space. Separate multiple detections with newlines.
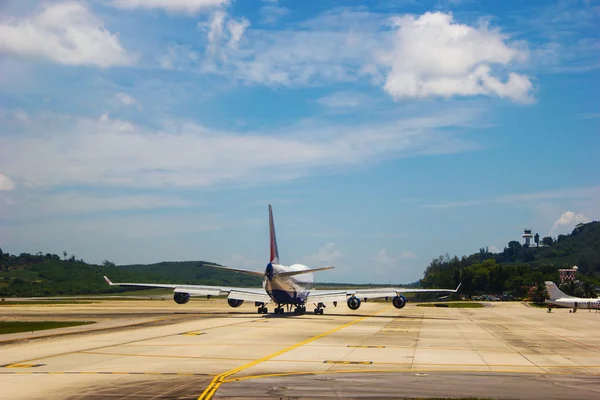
294, 306, 306, 315
314, 302, 325, 315
258, 306, 268, 314
274, 307, 285, 314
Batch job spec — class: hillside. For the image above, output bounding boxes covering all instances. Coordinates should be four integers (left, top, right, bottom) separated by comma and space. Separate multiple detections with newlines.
0, 256, 262, 297
2, 221, 598, 298
420, 221, 600, 297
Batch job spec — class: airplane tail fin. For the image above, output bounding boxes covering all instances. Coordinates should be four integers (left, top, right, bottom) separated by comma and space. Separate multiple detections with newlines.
269, 204, 280, 264
545, 281, 571, 300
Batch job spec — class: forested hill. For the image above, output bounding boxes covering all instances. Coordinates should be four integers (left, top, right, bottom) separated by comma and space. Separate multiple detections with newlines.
420, 221, 600, 297
0, 256, 262, 297
2, 221, 598, 297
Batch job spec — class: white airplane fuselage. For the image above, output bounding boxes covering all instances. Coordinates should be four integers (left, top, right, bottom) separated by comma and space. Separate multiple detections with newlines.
263, 263, 315, 305
546, 297, 600, 309
544, 281, 600, 310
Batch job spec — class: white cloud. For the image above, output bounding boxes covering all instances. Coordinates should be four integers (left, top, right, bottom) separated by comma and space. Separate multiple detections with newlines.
109, 0, 229, 14
27, 193, 195, 215
302, 242, 344, 267
200, 9, 389, 86
488, 245, 500, 253
260, 0, 289, 24
382, 12, 533, 103
226, 16, 250, 49
0, 2, 134, 67
374, 248, 397, 264
113, 93, 143, 110
0, 173, 15, 191
579, 112, 600, 120
423, 186, 600, 209
13, 109, 30, 124
195, 9, 532, 103
0, 108, 480, 189
199, 11, 249, 62
548, 211, 591, 236
400, 250, 416, 259
230, 254, 262, 270
316, 92, 365, 108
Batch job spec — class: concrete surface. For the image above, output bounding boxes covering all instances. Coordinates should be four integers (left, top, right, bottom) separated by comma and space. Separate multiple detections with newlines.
1, 299, 599, 399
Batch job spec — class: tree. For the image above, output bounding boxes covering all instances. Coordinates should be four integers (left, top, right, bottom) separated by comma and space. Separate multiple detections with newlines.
582, 281, 597, 298
102, 260, 116, 268
534, 233, 539, 247
63, 251, 67, 260
561, 280, 577, 296
542, 236, 553, 246
532, 282, 547, 303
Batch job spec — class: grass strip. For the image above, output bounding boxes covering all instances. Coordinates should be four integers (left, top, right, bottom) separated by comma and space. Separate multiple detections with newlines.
0, 321, 95, 334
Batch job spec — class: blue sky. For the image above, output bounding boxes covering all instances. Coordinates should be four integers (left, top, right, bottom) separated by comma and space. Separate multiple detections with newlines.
0, 0, 598, 284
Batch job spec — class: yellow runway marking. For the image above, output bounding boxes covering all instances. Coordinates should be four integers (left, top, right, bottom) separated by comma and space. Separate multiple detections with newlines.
324, 360, 373, 365
1, 363, 45, 368
0, 371, 209, 376
347, 345, 385, 348
180, 331, 206, 336
197, 309, 386, 400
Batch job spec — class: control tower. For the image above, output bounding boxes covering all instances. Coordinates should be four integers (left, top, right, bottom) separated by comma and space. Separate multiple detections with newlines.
559, 266, 578, 283
523, 229, 533, 247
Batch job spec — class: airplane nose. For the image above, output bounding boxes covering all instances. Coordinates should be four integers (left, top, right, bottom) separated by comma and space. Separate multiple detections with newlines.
265, 263, 274, 280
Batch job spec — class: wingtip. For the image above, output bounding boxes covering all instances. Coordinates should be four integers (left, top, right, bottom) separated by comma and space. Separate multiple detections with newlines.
103, 276, 113, 286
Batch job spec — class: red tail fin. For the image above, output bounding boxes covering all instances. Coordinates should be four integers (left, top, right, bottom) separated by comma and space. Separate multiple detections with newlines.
269, 204, 280, 264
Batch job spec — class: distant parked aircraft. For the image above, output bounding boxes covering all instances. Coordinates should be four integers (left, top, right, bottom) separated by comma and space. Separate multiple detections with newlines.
545, 281, 600, 312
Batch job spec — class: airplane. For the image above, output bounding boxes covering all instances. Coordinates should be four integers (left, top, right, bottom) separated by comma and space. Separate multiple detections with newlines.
103, 204, 461, 315
544, 281, 600, 312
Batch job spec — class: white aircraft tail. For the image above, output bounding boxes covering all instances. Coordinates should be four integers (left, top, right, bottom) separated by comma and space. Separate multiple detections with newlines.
545, 281, 572, 300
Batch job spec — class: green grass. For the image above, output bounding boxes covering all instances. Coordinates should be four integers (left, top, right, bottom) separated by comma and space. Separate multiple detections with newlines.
416, 302, 485, 308
0, 321, 96, 334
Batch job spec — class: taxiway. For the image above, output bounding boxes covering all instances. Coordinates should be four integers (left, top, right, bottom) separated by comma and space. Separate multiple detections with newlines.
1, 299, 600, 399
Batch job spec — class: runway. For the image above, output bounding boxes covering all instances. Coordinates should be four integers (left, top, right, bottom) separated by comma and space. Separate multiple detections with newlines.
1, 299, 600, 399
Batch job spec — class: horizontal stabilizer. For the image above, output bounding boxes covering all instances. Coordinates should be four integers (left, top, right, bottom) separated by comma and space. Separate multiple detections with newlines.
203, 264, 264, 277
278, 266, 335, 277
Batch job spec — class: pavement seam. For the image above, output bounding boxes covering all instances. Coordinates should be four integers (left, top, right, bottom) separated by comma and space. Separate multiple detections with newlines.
197, 308, 386, 400
409, 308, 424, 371
457, 308, 493, 372
4, 315, 268, 366
462, 310, 549, 374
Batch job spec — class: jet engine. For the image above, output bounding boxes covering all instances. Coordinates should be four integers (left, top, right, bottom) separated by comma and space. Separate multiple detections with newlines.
227, 298, 244, 308
347, 296, 361, 310
392, 295, 406, 309
174, 292, 190, 304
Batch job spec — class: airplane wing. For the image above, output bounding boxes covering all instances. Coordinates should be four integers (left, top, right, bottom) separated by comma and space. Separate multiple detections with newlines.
103, 276, 271, 303
307, 284, 461, 305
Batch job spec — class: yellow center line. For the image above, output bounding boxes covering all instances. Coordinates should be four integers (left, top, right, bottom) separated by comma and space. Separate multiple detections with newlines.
197, 308, 386, 400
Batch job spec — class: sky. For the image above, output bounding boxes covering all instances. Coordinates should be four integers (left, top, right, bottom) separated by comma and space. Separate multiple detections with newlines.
0, 0, 598, 284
